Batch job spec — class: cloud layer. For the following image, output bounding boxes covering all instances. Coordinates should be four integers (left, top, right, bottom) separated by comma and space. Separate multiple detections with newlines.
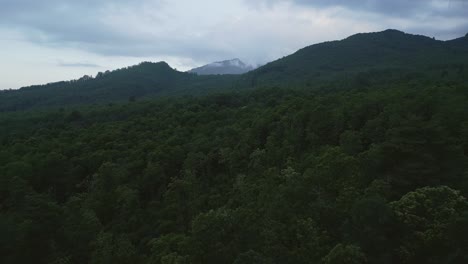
0, 0, 467, 89
271, 0, 468, 15
2, 0, 466, 59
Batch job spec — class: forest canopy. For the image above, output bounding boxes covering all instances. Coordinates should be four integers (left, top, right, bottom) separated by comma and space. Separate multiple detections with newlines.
2, 78, 468, 263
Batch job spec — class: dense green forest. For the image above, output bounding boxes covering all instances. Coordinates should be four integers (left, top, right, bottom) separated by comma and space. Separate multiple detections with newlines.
1, 30, 468, 263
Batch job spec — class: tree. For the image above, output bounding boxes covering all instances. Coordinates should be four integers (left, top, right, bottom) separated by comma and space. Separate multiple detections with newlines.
322, 244, 367, 264
90, 232, 140, 264
233, 250, 272, 264
377, 118, 466, 196
347, 196, 396, 263
148, 233, 190, 264
191, 208, 239, 263
390, 186, 468, 263
339, 130, 363, 155
62, 195, 101, 263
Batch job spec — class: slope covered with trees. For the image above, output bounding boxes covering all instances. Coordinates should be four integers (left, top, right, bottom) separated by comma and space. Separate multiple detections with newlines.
2, 76, 468, 263
242, 29, 468, 88
0, 62, 238, 112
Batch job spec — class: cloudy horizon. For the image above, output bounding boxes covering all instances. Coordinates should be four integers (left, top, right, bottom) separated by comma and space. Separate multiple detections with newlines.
1, 0, 467, 90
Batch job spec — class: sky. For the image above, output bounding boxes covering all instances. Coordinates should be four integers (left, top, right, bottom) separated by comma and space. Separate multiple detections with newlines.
0, 0, 467, 90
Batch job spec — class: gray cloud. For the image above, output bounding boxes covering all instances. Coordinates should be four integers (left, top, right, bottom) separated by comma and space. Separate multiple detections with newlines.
251, 0, 468, 39
0, 0, 246, 63
0, 2, 269, 89
0, 0, 467, 66
1, 1, 166, 53
58, 62, 101, 68
258, 0, 468, 17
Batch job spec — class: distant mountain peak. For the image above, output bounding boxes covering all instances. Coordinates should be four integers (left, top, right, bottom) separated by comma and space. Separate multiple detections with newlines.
125, 61, 178, 75
347, 29, 408, 40
189, 58, 255, 75
381, 29, 405, 34
137, 61, 173, 69
343, 29, 438, 44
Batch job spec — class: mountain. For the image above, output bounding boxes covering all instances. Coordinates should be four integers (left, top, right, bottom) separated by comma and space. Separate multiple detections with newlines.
242, 29, 468, 87
188, 58, 255, 75
0, 62, 238, 111
1, 29, 467, 112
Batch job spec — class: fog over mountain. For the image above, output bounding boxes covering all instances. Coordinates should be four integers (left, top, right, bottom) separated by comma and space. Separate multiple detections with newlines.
188, 59, 256, 75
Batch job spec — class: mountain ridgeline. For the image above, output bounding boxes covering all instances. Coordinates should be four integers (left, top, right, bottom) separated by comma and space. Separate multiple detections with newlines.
1, 29, 467, 112
0, 62, 238, 111
243, 29, 468, 87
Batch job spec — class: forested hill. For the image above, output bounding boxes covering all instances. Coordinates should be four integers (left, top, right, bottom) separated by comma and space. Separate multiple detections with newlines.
1, 29, 468, 112
0, 62, 238, 112
242, 29, 468, 87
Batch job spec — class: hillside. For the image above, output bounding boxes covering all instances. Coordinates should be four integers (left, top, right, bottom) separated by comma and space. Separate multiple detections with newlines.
0, 62, 238, 111
1, 30, 467, 112
242, 29, 468, 87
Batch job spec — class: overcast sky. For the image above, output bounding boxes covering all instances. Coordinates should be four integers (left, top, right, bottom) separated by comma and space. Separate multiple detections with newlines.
1, 0, 467, 89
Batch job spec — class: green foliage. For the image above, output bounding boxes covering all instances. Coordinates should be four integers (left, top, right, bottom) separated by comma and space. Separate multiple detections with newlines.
339, 130, 363, 155
90, 232, 140, 264
322, 244, 367, 264
233, 250, 272, 264
148, 233, 190, 264
390, 186, 468, 263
